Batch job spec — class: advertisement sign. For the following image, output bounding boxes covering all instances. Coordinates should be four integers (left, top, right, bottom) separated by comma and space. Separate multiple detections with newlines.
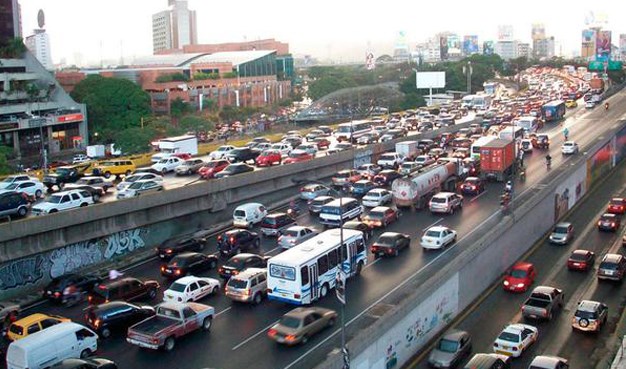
483, 41, 494, 55
586, 141, 613, 188
447, 34, 461, 55
581, 29, 596, 58
497, 25, 514, 42
415, 72, 446, 89
531, 24, 545, 40
365, 52, 375, 70
596, 30, 611, 62
463, 35, 479, 55
439, 36, 448, 60
589, 60, 623, 71
56, 113, 84, 123
614, 125, 626, 164
554, 164, 586, 222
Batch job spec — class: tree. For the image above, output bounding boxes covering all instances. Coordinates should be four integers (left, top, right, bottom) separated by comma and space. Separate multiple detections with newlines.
180, 115, 214, 134
71, 75, 151, 143
202, 98, 217, 112
0, 146, 13, 175
114, 127, 156, 154
170, 97, 190, 119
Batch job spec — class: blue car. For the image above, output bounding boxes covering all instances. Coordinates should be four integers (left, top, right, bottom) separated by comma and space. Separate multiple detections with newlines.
350, 180, 377, 197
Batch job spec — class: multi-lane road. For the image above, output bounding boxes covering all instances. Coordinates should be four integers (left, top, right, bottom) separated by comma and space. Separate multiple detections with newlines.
8, 89, 626, 369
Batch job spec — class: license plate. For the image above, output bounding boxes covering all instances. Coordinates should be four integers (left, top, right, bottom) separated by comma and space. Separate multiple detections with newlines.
165, 269, 172, 274
159, 255, 166, 259
495, 350, 511, 356
225, 270, 231, 274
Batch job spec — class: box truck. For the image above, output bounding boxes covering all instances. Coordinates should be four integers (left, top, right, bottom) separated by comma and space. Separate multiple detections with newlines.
151, 135, 198, 163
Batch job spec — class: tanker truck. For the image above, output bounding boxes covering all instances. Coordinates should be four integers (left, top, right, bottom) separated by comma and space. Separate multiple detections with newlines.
391, 161, 460, 209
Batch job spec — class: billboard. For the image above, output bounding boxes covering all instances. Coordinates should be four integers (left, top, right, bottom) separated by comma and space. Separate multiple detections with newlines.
463, 35, 479, 55
497, 25, 514, 42
596, 30, 611, 62
447, 34, 461, 55
581, 29, 596, 58
531, 23, 545, 41
415, 72, 446, 89
439, 36, 448, 60
586, 140, 613, 188
620, 34, 626, 59
365, 52, 375, 70
483, 41, 494, 55
553, 164, 586, 222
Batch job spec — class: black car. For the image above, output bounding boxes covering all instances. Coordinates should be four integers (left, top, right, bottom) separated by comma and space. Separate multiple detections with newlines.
156, 231, 209, 260
44, 273, 103, 303
225, 148, 260, 164
87, 277, 160, 305
160, 252, 218, 279
214, 163, 255, 178
84, 301, 155, 338
370, 232, 411, 258
373, 169, 401, 187
218, 253, 269, 279
217, 229, 261, 258
343, 220, 373, 241
0, 191, 31, 219
51, 358, 118, 369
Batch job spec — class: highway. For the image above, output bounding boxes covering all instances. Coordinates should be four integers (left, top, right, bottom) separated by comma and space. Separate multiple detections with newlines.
7, 90, 626, 369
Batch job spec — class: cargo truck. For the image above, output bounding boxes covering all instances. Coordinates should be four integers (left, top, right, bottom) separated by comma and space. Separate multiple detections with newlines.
151, 135, 198, 163
479, 139, 515, 182
395, 141, 420, 161
391, 161, 459, 208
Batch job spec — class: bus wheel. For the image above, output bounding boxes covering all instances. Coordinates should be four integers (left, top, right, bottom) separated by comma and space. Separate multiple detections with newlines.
320, 283, 329, 298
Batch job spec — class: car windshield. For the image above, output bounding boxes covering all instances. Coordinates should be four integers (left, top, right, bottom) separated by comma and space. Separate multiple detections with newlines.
128, 182, 143, 190
169, 282, 187, 293
575, 310, 597, 319
415, 157, 428, 163
497, 331, 519, 343
367, 211, 385, 219
311, 198, 331, 206
1, 177, 16, 183
279, 316, 301, 329
47, 195, 63, 204
4, 183, 18, 190
569, 253, 588, 261
510, 269, 527, 278
337, 126, 353, 133
288, 152, 307, 158
380, 154, 394, 160
376, 236, 396, 246
227, 257, 247, 268
234, 210, 246, 217
437, 339, 459, 353
353, 182, 369, 189
425, 230, 441, 238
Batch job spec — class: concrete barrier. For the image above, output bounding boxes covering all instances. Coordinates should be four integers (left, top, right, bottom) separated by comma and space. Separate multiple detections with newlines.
315, 118, 626, 369
0, 120, 476, 299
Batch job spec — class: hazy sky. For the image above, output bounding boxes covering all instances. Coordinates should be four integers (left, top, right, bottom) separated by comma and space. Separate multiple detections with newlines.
18, 0, 626, 66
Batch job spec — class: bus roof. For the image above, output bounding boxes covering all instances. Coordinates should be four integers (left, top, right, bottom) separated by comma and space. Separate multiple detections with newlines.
269, 229, 362, 267
543, 100, 565, 107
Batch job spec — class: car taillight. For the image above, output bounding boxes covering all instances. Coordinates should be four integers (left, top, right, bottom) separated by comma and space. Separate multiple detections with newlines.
160, 266, 165, 272
219, 267, 224, 273
232, 270, 239, 275
516, 283, 525, 288
54, 291, 61, 297
612, 222, 616, 227
285, 335, 297, 342
94, 319, 100, 328
245, 289, 251, 296
598, 221, 602, 226
268, 329, 277, 337
294, 293, 300, 299
175, 270, 181, 275
165, 249, 172, 254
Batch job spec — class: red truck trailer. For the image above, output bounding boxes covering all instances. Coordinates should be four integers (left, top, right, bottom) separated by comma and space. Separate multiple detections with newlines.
479, 139, 516, 182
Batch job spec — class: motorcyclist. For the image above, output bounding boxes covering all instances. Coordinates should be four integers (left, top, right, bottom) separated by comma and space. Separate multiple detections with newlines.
563, 128, 569, 141
287, 200, 300, 217
546, 154, 552, 168
505, 180, 513, 193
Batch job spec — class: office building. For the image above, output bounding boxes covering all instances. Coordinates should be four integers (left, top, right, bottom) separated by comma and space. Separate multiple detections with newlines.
152, 0, 197, 54
0, 0, 21, 44
517, 43, 531, 59
25, 29, 53, 70
495, 40, 518, 60
535, 36, 555, 59
415, 38, 441, 63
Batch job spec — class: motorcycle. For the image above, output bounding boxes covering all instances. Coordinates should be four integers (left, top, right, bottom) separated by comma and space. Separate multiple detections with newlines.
519, 169, 526, 182
287, 206, 300, 220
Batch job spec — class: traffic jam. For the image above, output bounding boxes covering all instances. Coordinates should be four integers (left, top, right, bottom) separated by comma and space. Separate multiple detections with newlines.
0, 67, 607, 368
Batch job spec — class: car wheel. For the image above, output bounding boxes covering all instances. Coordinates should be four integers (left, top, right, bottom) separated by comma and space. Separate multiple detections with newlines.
209, 259, 217, 269
49, 209, 58, 213
163, 337, 176, 351
35, 189, 43, 198
104, 172, 111, 179
301, 334, 309, 344
212, 286, 219, 295
80, 202, 88, 207
356, 261, 364, 275
100, 327, 111, 339
17, 206, 27, 217
92, 193, 100, 202
393, 249, 399, 257
253, 293, 262, 305
125, 170, 132, 176
328, 317, 336, 327
148, 288, 157, 299
162, 169, 167, 175
320, 283, 329, 298
202, 317, 212, 331
80, 349, 91, 358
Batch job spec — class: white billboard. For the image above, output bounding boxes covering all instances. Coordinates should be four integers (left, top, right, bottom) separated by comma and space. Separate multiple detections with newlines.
415, 71, 446, 89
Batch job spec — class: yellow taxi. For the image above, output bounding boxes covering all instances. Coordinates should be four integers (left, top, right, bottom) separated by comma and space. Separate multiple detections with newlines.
7, 313, 71, 341
565, 100, 578, 108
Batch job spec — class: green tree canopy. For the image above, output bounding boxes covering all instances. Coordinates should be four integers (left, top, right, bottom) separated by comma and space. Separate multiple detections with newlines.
170, 97, 191, 119
70, 75, 151, 143
114, 127, 156, 155
0, 146, 13, 175
180, 115, 214, 133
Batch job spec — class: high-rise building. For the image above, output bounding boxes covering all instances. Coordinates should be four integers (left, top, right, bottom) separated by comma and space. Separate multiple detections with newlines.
0, 0, 22, 45
497, 25, 514, 42
152, 0, 197, 54
415, 38, 441, 63
495, 40, 518, 60
535, 37, 555, 59
25, 29, 53, 70
620, 34, 626, 62
531, 23, 545, 41
517, 43, 531, 59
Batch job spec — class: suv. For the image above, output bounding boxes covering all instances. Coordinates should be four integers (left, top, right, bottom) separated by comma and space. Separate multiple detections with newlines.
85, 301, 155, 338
225, 268, 268, 305
260, 212, 296, 237
31, 189, 94, 215
0, 192, 30, 218
64, 176, 112, 195
597, 254, 626, 281
226, 147, 260, 164
377, 152, 404, 169
572, 300, 608, 332
156, 231, 209, 260
429, 192, 464, 214
92, 160, 136, 179
217, 229, 261, 258
87, 277, 160, 305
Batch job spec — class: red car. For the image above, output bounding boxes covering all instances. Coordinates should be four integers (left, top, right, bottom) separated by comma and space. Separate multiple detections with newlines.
567, 249, 595, 272
313, 137, 331, 150
198, 159, 229, 179
172, 153, 192, 160
503, 262, 536, 293
331, 169, 361, 187
283, 150, 314, 164
460, 177, 484, 195
362, 206, 399, 228
255, 149, 282, 167
608, 198, 626, 214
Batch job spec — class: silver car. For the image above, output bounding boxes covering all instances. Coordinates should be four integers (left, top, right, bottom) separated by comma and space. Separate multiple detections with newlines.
277, 226, 318, 249
299, 184, 330, 201
116, 180, 164, 199
549, 222, 574, 244
428, 329, 472, 368
175, 159, 205, 175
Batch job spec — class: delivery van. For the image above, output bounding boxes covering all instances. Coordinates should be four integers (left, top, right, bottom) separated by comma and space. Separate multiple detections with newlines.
233, 203, 268, 229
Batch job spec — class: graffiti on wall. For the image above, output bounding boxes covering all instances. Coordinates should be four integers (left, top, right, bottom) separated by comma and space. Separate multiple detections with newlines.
0, 227, 149, 292
554, 164, 587, 222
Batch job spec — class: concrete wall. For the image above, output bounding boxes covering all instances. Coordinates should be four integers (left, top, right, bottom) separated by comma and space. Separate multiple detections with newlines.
316, 119, 626, 369
0, 120, 476, 299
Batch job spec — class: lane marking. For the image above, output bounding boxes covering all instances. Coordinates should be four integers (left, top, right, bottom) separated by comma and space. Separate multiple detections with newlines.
422, 218, 444, 231
232, 320, 279, 351
470, 190, 487, 202
283, 210, 501, 369
215, 307, 232, 317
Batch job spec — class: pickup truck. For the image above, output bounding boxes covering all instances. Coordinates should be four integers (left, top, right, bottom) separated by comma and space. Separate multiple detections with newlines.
127, 301, 214, 351
377, 152, 404, 169
43, 162, 92, 190
521, 286, 564, 321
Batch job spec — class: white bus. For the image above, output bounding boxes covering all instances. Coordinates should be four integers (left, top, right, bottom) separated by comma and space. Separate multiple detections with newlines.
470, 136, 498, 160
498, 126, 525, 142
334, 120, 372, 143
472, 95, 492, 110
267, 229, 367, 305
515, 116, 539, 132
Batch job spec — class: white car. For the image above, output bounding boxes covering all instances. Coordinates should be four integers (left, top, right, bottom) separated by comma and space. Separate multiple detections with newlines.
208, 145, 235, 160
492, 323, 538, 358
415, 155, 435, 168
561, 141, 579, 155
585, 101, 595, 109
362, 188, 392, 207
116, 173, 163, 191
528, 355, 568, 369
295, 143, 318, 156
0, 175, 36, 190
151, 157, 183, 174
31, 189, 94, 215
377, 152, 404, 169
163, 276, 221, 303
116, 180, 164, 199
420, 226, 457, 250
270, 143, 292, 157
399, 162, 420, 176
0, 180, 45, 199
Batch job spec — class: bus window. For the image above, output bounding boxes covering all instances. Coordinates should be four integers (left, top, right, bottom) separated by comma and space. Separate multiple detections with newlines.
328, 249, 338, 268
317, 255, 329, 274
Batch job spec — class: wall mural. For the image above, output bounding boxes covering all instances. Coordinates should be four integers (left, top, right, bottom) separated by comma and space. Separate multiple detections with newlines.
0, 227, 149, 295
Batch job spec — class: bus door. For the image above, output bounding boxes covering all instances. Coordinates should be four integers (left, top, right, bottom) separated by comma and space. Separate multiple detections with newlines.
348, 241, 357, 276
309, 264, 319, 301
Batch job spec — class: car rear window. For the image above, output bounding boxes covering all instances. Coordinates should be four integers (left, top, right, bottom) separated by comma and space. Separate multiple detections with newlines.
169, 282, 186, 292
430, 197, 446, 204
283, 229, 299, 237
600, 262, 618, 270
261, 217, 277, 226
227, 278, 248, 289
311, 198, 332, 206
575, 310, 597, 319
9, 324, 23, 335
569, 253, 588, 261
554, 226, 569, 233
234, 210, 246, 217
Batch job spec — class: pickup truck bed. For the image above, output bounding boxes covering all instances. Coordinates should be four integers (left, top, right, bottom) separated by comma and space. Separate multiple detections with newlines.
131, 316, 177, 336
524, 299, 550, 308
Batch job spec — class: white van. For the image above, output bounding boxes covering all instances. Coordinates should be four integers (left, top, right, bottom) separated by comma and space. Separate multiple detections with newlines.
6, 322, 98, 369
233, 203, 268, 229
